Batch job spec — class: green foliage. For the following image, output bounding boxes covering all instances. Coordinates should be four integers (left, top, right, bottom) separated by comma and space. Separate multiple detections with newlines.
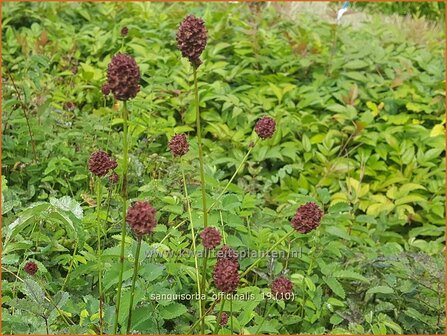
2, 2, 445, 335
354, 1, 445, 21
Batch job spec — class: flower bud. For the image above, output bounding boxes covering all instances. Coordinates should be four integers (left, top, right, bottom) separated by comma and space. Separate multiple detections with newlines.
106, 53, 140, 101
168, 134, 189, 157
291, 202, 323, 234
200, 227, 221, 250
218, 312, 229, 326
255, 116, 276, 139
271, 276, 293, 300
24, 261, 38, 276
126, 201, 157, 236
176, 15, 207, 67
213, 258, 240, 293
88, 150, 118, 177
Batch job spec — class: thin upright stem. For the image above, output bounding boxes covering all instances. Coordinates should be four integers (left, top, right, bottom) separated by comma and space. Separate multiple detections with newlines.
256, 301, 275, 334
126, 236, 142, 334
7, 72, 37, 161
181, 166, 203, 325
95, 178, 104, 334
114, 100, 129, 334
200, 249, 209, 332
213, 297, 226, 334
306, 231, 320, 276
187, 297, 220, 334
44, 317, 49, 334
193, 66, 208, 229
193, 66, 208, 334
230, 297, 233, 332
301, 232, 319, 318
62, 242, 78, 291
240, 230, 295, 278
208, 139, 258, 213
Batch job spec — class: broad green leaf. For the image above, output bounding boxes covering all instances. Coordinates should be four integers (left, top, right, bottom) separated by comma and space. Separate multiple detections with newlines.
324, 276, 346, 299
366, 286, 394, 296
5, 203, 50, 245
159, 302, 187, 320
23, 278, 46, 305
333, 270, 368, 282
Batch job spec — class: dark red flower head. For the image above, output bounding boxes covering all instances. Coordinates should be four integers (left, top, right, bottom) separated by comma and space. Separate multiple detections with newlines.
121, 27, 128, 37
271, 276, 293, 299
168, 134, 189, 157
126, 201, 157, 236
63, 102, 75, 111
101, 83, 111, 96
105, 53, 140, 101
24, 261, 38, 276
291, 202, 323, 234
200, 227, 221, 250
176, 15, 207, 67
88, 150, 118, 177
217, 245, 239, 263
213, 257, 240, 293
109, 171, 119, 185
255, 116, 276, 139
218, 312, 229, 326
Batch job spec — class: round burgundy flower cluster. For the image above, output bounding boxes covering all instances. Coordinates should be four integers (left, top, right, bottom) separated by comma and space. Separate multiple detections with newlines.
104, 53, 140, 101
24, 261, 38, 276
271, 276, 293, 300
88, 150, 118, 177
109, 171, 119, 185
213, 245, 239, 293
200, 227, 221, 250
168, 134, 189, 157
218, 312, 229, 326
101, 83, 111, 96
291, 202, 323, 234
63, 102, 76, 111
176, 15, 207, 67
255, 116, 276, 139
126, 201, 157, 236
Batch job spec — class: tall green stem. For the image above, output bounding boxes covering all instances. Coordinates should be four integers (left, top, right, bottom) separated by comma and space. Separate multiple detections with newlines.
256, 301, 275, 333
181, 166, 203, 325
213, 297, 226, 334
193, 66, 208, 229
95, 178, 104, 334
126, 236, 142, 334
193, 66, 208, 334
240, 230, 295, 278
208, 139, 258, 213
200, 249, 209, 333
114, 101, 129, 334
230, 297, 233, 332
62, 242, 77, 291
301, 231, 320, 318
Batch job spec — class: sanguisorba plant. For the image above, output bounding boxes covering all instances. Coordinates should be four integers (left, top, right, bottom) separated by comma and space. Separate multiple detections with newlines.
125, 201, 158, 333
87, 149, 117, 334
94, 14, 325, 334
173, 14, 328, 333
176, 15, 209, 333
102, 53, 141, 333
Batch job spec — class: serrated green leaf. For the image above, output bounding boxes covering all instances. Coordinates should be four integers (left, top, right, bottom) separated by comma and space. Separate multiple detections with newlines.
159, 302, 187, 320
324, 276, 346, 299
23, 278, 46, 306
333, 270, 368, 282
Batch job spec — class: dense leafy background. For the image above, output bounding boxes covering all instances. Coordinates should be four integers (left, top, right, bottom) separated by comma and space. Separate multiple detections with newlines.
2, 2, 445, 334
353, 1, 445, 21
